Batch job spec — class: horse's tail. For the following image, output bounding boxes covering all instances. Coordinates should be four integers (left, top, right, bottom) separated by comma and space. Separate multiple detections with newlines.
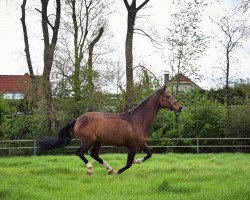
37, 120, 76, 151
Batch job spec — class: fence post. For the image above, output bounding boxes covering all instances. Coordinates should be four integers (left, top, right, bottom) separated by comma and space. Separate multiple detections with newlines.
33, 140, 37, 156
196, 138, 199, 154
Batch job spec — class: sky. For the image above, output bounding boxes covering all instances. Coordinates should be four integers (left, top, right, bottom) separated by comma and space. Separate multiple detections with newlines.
0, 0, 249, 90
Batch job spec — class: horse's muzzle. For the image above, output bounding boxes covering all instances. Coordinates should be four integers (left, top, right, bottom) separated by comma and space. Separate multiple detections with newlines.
178, 106, 182, 113
174, 106, 182, 114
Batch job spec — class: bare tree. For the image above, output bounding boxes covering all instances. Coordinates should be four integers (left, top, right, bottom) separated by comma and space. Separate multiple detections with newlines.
123, 0, 150, 109
236, 0, 250, 12
211, 11, 250, 105
63, 0, 108, 100
165, 0, 208, 95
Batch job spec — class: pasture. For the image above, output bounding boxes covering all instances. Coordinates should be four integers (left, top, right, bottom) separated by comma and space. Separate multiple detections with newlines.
0, 153, 249, 200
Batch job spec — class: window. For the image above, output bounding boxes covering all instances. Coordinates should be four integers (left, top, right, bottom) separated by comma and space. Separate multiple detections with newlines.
14, 93, 24, 99
3, 93, 13, 99
3, 93, 24, 99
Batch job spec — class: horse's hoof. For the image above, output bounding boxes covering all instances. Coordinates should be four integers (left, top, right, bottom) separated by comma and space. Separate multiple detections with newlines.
87, 171, 93, 176
86, 162, 93, 175
108, 169, 117, 175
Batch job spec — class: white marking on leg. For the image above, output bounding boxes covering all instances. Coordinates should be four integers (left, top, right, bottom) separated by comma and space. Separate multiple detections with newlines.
103, 161, 112, 171
103, 161, 117, 175
86, 162, 93, 175
133, 158, 144, 164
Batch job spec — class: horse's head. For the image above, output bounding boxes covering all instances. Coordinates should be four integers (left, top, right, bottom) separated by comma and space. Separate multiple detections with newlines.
158, 85, 182, 113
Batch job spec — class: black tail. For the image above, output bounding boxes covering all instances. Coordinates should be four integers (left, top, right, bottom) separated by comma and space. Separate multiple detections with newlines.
37, 120, 76, 151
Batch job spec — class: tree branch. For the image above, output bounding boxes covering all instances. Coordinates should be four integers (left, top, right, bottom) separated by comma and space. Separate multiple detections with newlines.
136, 0, 150, 11
51, 0, 61, 45
134, 28, 162, 49
35, 8, 54, 30
41, 0, 50, 45
20, 0, 34, 78
123, 0, 130, 9
133, 64, 160, 85
87, 27, 104, 68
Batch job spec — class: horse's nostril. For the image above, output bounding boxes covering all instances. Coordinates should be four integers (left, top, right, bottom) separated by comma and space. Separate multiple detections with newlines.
178, 106, 182, 112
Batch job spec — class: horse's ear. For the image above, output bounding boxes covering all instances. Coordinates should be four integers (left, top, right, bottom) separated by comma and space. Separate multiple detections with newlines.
158, 85, 166, 94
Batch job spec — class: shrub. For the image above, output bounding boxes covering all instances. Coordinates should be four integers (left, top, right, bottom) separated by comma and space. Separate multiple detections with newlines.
152, 90, 227, 139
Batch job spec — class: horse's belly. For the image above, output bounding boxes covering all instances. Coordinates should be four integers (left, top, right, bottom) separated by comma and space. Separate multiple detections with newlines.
96, 119, 133, 146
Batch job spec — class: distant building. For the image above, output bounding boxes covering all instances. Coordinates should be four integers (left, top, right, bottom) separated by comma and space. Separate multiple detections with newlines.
165, 73, 200, 93
0, 73, 31, 99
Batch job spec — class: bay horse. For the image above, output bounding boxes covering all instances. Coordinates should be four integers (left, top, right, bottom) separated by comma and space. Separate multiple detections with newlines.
38, 85, 182, 175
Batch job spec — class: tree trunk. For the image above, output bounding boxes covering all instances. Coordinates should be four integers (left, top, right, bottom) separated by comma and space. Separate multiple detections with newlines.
226, 49, 230, 106
123, 0, 150, 110
20, 0, 39, 106
87, 27, 104, 92
41, 0, 61, 132
71, 0, 81, 101
73, 60, 81, 101
125, 9, 136, 109
225, 48, 230, 136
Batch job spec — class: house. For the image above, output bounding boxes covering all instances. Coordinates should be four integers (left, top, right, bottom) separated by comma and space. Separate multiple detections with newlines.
0, 73, 30, 99
164, 73, 200, 93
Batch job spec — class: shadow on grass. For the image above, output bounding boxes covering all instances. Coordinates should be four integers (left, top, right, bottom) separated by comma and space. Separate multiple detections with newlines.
0, 188, 12, 200
157, 179, 200, 195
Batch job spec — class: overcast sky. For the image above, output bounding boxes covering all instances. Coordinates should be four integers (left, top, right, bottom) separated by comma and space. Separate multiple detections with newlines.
0, 0, 249, 89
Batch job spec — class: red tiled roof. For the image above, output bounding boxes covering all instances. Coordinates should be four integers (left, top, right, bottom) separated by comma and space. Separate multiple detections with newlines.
178, 74, 192, 82
171, 74, 192, 83
169, 73, 200, 88
0, 73, 30, 93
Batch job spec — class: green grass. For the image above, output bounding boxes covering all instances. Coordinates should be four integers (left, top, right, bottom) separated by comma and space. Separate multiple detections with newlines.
0, 154, 249, 200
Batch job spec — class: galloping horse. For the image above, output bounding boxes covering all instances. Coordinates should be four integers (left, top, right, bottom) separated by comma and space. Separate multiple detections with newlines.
38, 85, 182, 175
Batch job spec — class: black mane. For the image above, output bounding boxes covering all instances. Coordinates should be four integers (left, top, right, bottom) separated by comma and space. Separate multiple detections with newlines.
118, 88, 162, 119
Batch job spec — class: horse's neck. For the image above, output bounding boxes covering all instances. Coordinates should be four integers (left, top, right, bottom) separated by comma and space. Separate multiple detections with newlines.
133, 95, 159, 134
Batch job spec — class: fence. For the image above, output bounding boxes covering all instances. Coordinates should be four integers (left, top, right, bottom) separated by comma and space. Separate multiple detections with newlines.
0, 138, 249, 156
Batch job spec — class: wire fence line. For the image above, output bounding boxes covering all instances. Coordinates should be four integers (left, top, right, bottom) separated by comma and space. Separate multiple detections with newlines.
0, 138, 249, 156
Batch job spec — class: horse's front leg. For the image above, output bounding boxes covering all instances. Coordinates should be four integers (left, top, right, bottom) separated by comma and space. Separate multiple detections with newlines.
117, 146, 136, 174
133, 143, 152, 164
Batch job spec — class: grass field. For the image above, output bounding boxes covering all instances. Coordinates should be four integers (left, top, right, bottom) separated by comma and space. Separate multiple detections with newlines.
0, 153, 249, 200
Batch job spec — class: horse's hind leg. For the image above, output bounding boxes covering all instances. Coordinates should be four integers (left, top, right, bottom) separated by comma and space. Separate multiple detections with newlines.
75, 144, 93, 175
90, 142, 115, 174
117, 146, 136, 174
133, 143, 152, 164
